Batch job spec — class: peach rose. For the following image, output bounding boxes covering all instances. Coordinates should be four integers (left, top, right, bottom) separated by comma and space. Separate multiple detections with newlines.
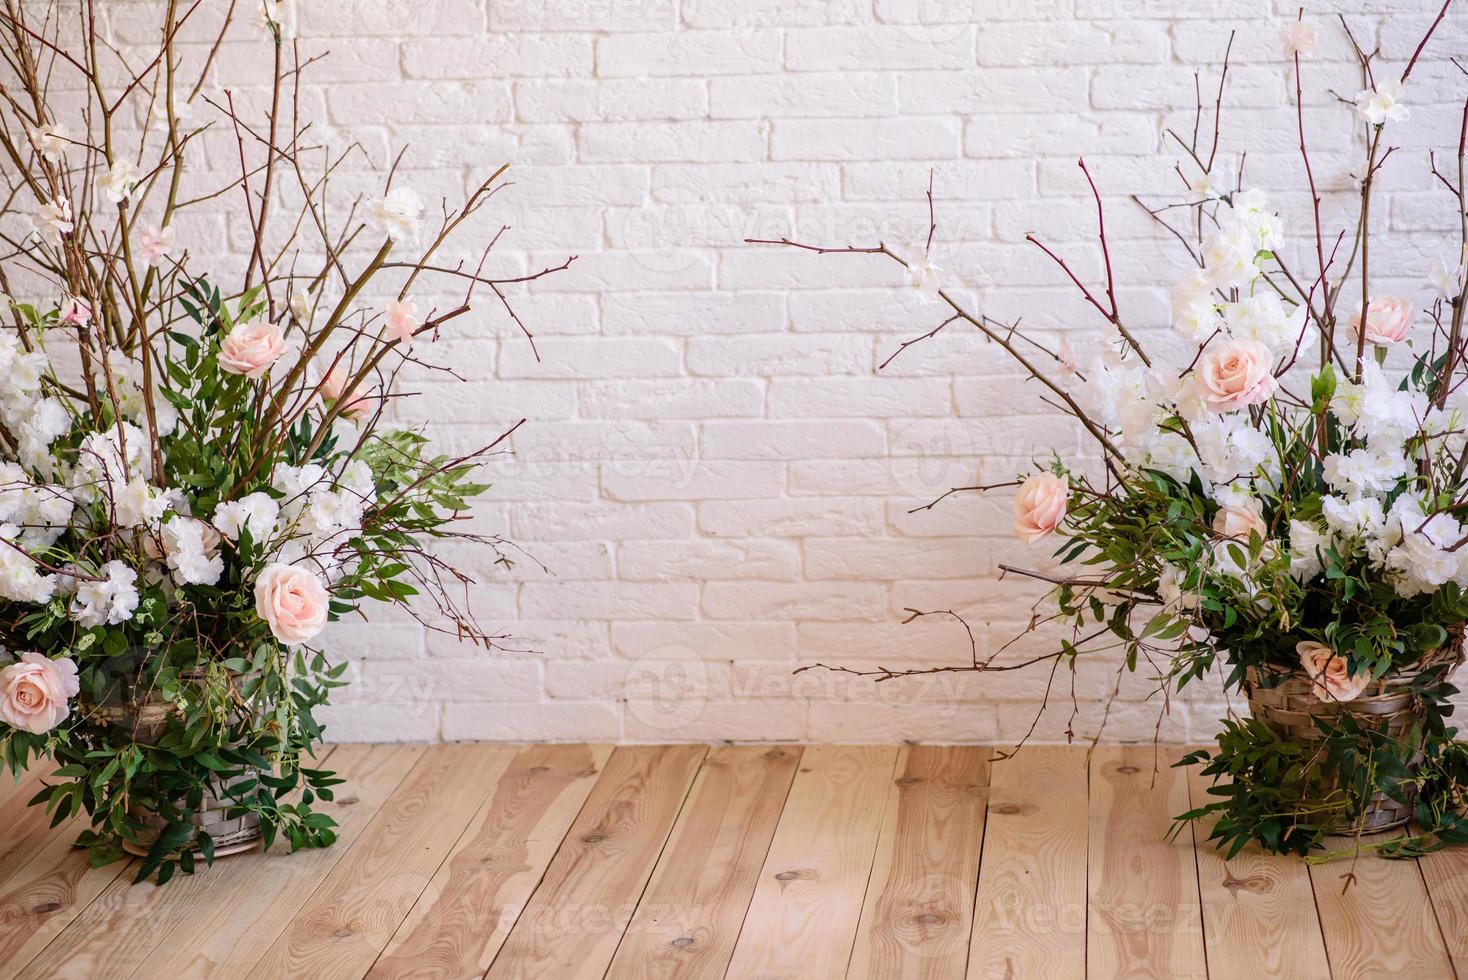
254, 563, 328, 646
219, 318, 287, 379
1197, 338, 1277, 413
1014, 472, 1068, 543
1213, 499, 1267, 541
321, 366, 373, 421
1349, 296, 1413, 346
0, 652, 79, 734
385, 297, 419, 346
1297, 641, 1372, 702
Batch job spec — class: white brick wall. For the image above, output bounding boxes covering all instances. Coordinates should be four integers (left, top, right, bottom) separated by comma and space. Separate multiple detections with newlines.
106, 0, 1468, 743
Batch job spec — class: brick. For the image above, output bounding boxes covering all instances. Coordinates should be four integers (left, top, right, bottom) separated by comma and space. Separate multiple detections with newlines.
598, 32, 783, 76
786, 26, 977, 72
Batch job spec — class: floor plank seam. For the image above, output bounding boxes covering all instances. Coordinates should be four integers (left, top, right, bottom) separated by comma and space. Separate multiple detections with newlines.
596, 746, 710, 980
235, 744, 424, 979
839, 748, 904, 980
358, 746, 521, 980
480, 746, 623, 978
718, 749, 805, 980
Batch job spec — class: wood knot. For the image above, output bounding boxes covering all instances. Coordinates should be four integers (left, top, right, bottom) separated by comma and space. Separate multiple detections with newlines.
1222, 871, 1271, 896
895, 776, 922, 786
529, 766, 550, 774
774, 869, 815, 883
30, 901, 61, 915
333, 926, 353, 939
1116, 765, 1141, 775
913, 912, 945, 925
576, 769, 599, 778
670, 936, 696, 948
991, 803, 1028, 816
582, 833, 607, 845
762, 749, 786, 761
336, 795, 360, 806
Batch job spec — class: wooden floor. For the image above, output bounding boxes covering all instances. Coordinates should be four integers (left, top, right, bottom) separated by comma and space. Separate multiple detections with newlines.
0, 743, 1464, 979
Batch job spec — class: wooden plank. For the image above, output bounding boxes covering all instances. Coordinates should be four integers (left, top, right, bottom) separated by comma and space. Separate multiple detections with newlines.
724, 745, 898, 980
1420, 843, 1468, 976
848, 745, 989, 979
484, 744, 707, 980
968, 745, 1087, 980
1309, 838, 1455, 979
367, 743, 613, 979
604, 745, 801, 980
1185, 759, 1331, 979
0, 768, 62, 888
0, 816, 133, 980
1087, 744, 1205, 979
9, 743, 419, 980
248, 743, 519, 980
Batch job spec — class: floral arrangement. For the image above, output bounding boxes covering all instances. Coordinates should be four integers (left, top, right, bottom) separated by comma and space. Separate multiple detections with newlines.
0, 1, 567, 882
755, 5, 1468, 859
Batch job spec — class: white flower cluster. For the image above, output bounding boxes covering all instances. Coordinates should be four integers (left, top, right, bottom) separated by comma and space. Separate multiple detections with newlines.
0, 329, 383, 639
269, 460, 374, 579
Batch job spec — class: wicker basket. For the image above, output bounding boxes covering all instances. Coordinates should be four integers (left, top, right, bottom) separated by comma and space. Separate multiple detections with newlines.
85, 695, 263, 859
1243, 627, 1465, 834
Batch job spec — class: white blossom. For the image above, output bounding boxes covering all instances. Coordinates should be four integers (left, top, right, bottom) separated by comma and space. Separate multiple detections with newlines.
0, 525, 57, 604
1288, 519, 1329, 582
1330, 361, 1432, 449
1430, 259, 1465, 298
1356, 79, 1408, 127
29, 122, 69, 162
364, 187, 423, 243
1322, 494, 1386, 539
1381, 496, 1464, 597
96, 159, 140, 205
214, 492, 281, 544
1321, 448, 1410, 499
1172, 272, 1221, 342
1281, 20, 1316, 57
70, 561, 138, 626
35, 196, 73, 243
1192, 414, 1274, 487
113, 477, 174, 529
160, 515, 223, 586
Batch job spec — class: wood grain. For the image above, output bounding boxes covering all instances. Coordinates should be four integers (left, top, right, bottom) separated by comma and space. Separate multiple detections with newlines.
1087, 744, 1205, 980
247, 743, 517, 980
0, 814, 132, 980
605, 745, 801, 980
11, 743, 417, 980
484, 744, 707, 980
968, 745, 1087, 980
0, 768, 62, 888
847, 745, 988, 979
1419, 840, 1468, 976
1185, 758, 1331, 979
725, 745, 898, 980
1309, 837, 1455, 979
367, 743, 613, 980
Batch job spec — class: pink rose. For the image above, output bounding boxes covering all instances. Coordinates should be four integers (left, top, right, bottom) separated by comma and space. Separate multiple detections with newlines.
1297, 641, 1372, 703
1213, 499, 1267, 541
321, 366, 373, 421
219, 319, 287, 379
385, 297, 420, 346
254, 563, 329, 646
1196, 338, 1277, 413
0, 652, 79, 734
1349, 296, 1413, 346
1014, 472, 1068, 543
